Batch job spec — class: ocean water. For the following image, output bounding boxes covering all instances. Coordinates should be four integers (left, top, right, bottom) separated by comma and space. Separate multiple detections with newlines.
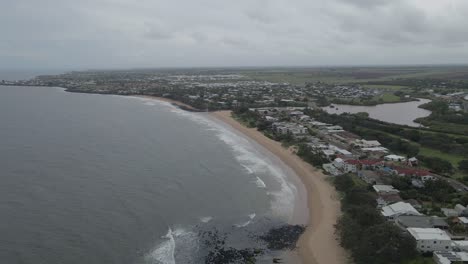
0, 85, 300, 264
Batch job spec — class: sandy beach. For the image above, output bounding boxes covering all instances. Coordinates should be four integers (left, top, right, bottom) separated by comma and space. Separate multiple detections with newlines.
211, 111, 348, 264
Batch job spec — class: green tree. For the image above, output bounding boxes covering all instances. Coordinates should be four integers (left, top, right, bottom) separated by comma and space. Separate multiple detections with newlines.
459, 160, 468, 172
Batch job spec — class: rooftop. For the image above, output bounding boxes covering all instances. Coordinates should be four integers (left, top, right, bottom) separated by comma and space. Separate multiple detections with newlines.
381, 202, 421, 217
373, 185, 399, 193
396, 215, 448, 229
407, 228, 451, 241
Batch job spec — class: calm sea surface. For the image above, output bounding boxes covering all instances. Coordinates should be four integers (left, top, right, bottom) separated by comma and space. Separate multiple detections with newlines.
322, 99, 432, 127
0, 85, 301, 264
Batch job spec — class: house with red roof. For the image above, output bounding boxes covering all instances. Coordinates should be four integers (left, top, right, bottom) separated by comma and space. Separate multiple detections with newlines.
393, 167, 435, 182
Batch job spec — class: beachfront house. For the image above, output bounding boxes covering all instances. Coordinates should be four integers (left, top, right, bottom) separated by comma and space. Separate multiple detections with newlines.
396, 215, 449, 230
381, 201, 422, 220
407, 228, 452, 253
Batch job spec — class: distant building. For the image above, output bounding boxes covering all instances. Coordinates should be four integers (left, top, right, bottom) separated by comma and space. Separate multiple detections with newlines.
407, 228, 451, 253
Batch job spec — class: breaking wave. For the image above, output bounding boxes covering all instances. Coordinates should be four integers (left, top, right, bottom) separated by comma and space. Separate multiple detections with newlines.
255, 177, 266, 188
200, 216, 213, 223
145, 227, 198, 264
143, 100, 297, 220
234, 213, 257, 228
145, 228, 175, 264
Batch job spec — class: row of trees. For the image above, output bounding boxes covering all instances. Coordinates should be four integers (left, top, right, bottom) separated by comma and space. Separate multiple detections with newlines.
334, 175, 418, 264
296, 144, 329, 167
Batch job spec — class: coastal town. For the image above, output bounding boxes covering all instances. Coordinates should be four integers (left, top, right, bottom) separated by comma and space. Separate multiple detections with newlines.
234, 105, 468, 264
3, 66, 468, 264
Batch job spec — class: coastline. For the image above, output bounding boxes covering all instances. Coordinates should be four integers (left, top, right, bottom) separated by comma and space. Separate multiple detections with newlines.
93, 92, 347, 263
210, 111, 348, 264
133, 95, 202, 112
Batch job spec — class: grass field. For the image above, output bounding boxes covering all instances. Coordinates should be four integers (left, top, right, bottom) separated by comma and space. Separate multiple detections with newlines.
419, 147, 464, 167
375, 93, 402, 103
362, 84, 408, 90
419, 120, 468, 135
240, 66, 468, 85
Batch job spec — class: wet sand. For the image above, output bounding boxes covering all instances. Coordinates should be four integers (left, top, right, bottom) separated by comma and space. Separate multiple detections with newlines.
210, 111, 348, 264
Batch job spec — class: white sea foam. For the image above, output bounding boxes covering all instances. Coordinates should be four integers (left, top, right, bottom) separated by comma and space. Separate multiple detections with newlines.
146, 228, 175, 264
242, 164, 254, 174
235, 213, 257, 228
149, 102, 297, 220
255, 177, 266, 188
146, 227, 198, 264
200, 216, 213, 223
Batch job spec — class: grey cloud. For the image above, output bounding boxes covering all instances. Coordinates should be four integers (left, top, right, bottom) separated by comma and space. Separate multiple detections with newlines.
1, 0, 468, 69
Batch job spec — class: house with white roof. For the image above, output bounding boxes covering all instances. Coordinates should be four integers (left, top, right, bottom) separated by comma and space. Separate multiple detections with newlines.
384, 154, 407, 162
354, 139, 382, 148
381, 201, 422, 220
433, 251, 468, 264
372, 185, 399, 195
407, 228, 451, 253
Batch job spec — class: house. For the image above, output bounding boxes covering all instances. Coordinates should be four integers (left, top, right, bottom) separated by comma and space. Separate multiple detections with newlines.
381, 201, 422, 220
455, 204, 467, 215
442, 204, 468, 217
441, 208, 459, 217
342, 159, 359, 173
384, 154, 407, 162
354, 139, 382, 148
359, 159, 384, 170
333, 158, 344, 169
358, 170, 384, 185
393, 167, 435, 182
412, 179, 425, 188
433, 251, 468, 264
396, 215, 449, 230
322, 149, 336, 159
264, 116, 278, 122
408, 157, 419, 166
376, 193, 403, 208
373, 185, 399, 195
457, 217, 468, 227
406, 199, 423, 210
451, 240, 468, 251
289, 111, 303, 116
407, 228, 452, 253
322, 163, 341, 176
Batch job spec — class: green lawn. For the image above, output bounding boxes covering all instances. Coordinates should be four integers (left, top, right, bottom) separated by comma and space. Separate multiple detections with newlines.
376, 93, 402, 103
363, 84, 408, 90
419, 147, 464, 167
420, 120, 468, 135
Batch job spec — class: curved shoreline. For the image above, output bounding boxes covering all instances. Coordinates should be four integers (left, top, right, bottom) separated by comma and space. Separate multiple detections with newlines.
210, 111, 348, 264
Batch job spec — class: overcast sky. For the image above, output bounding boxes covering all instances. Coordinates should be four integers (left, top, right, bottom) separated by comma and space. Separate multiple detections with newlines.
2, 0, 468, 70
